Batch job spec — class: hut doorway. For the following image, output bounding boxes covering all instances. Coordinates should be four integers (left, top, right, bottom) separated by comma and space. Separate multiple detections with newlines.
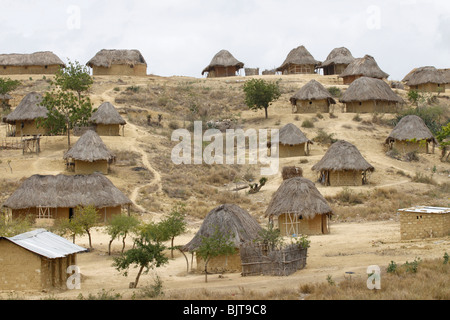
69, 208, 74, 220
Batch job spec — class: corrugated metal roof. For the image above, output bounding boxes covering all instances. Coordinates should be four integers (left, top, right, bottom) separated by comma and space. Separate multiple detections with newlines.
2, 229, 87, 259
398, 206, 450, 214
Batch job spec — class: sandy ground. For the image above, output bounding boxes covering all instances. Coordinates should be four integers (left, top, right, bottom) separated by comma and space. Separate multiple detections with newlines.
0, 73, 449, 300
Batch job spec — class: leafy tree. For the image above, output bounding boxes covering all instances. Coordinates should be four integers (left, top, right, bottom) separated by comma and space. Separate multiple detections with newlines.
243, 78, 281, 119
0, 78, 21, 110
436, 122, 450, 161
105, 214, 141, 255
256, 223, 283, 250
52, 217, 84, 244
159, 203, 187, 258
112, 222, 169, 288
72, 205, 100, 249
39, 60, 94, 149
0, 213, 32, 237
195, 226, 235, 283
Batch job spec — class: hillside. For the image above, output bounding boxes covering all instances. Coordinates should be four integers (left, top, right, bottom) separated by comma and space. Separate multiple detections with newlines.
0, 73, 449, 299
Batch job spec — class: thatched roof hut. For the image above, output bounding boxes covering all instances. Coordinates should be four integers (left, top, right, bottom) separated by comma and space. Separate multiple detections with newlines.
3, 173, 132, 211
340, 55, 389, 84
312, 140, 374, 173
265, 177, 332, 235
0, 51, 64, 67
319, 47, 355, 75
387, 115, 437, 142
183, 204, 262, 252
290, 80, 336, 105
312, 140, 374, 186
89, 102, 126, 136
276, 45, 320, 74
278, 123, 312, 157
202, 50, 244, 77
402, 66, 446, 92
86, 49, 147, 76
439, 68, 450, 84
64, 130, 115, 162
4, 92, 47, 124
340, 77, 404, 113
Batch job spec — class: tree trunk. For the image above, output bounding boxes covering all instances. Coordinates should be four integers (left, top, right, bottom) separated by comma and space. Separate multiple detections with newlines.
178, 249, 189, 273
264, 107, 268, 119
134, 265, 145, 288
122, 234, 127, 253
204, 257, 210, 283
171, 237, 175, 258
66, 118, 71, 150
86, 230, 92, 249
108, 239, 113, 255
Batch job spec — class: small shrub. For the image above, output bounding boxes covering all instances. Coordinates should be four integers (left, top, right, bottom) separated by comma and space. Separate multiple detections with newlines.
403, 151, 419, 162
126, 86, 140, 93
301, 119, 314, 128
313, 129, 337, 145
328, 86, 342, 98
387, 261, 398, 274
404, 257, 422, 273
326, 275, 335, 286
352, 114, 362, 122
412, 172, 436, 185
316, 112, 324, 119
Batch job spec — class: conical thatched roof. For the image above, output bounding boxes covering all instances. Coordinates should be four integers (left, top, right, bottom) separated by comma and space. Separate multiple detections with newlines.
2, 173, 132, 210
402, 66, 445, 86
276, 45, 320, 71
90, 102, 126, 125
202, 50, 244, 75
4, 92, 47, 123
340, 55, 389, 79
386, 115, 437, 144
63, 130, 115, 162
320, 47, 355, 68
265, 177, 332, 219
279, 123, 311, 146
87, 49, 147, 68
182, 204, 262, 252
312, 140, 374, 172
0, 51, 65, 67
339, 77, 404, 103
290, 80, 336, 105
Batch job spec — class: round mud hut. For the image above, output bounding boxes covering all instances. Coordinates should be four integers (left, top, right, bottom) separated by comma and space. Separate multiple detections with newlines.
87, 49, 147, 76
312, 140, 375, 186
63, 130, 116, 175
89, 102, 127, 136
402, 66, 446, 93
0, 51, 65, 75
265, 175, 333, 236
279, 123, 312, 157
318, 47, 355, 76
276, 45, 321, 75
2, 173, 132, 223
340, 77, 404, 113
340, 55, 389, 85
183, 204, 262, 273
3, 92, 48, 137
290, 79, 336, 113
386, 115, 437, 154
202, 50, 244, 78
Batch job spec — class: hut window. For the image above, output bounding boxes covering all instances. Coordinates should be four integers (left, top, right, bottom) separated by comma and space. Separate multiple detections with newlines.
130, 65, 134, 68
309, 101, 313, 105
359, 102, 362, 106
44, 65, 48, 69
69, 208, 75, 220
3, 66, 6, 69
417, 215, 423, 220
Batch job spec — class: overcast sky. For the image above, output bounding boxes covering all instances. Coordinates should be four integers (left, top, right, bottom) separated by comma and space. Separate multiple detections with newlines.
1, 0, 449, 80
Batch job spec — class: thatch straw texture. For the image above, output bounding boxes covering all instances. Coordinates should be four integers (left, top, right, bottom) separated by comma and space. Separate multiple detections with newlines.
202, 50, 244, 75
386, 115, 437, 143
0, 51, 65, 67
63, 130, 115, 162
87, 49, 147, 68
290, 80, 336, 105
340, 77, 404, 103
3, 173, 131, 210
4, 92, 47, 123
265, 177, 332, 219
320, 47, 355, 68
402, 66, 445, 86
312, 140, 375, 172
279, 123, 311, 146
282, 166, 303, 180
439, 68, 450, 84
340, 55, 389, 79
276, 45, 320, 71
183, 204, 262, 252
90, 102, 126, 125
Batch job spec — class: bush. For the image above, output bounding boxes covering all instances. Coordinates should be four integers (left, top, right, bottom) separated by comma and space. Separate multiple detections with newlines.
313, 129, 337, 145
301, 119, 314, 128
328, 86, 342, 98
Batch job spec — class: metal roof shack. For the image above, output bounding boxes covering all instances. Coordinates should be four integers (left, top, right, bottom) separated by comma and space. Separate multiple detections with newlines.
398, 206, 450, 240
0, 229, 87, 291
2, 228, 87, 259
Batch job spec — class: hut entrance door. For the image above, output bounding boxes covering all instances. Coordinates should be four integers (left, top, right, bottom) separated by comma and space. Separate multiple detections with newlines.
69, 208, 74, 220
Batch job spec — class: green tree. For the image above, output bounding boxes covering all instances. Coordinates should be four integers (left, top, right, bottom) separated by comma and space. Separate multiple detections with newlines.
243, 78, 281, 119
195, 226, 235, 283
436, 122, 450, 161
72, 205, 100, 249
256, 223, 283, 250
112, 222, 169, 288
159, 204, 187, 259
39, 60, 94, 149
0, 77, 21, 110
0, 214, 32, 237
105, 214, 141, 255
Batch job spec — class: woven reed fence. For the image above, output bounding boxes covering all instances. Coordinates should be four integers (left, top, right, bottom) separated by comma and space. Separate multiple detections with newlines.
240, 243, 308, 277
